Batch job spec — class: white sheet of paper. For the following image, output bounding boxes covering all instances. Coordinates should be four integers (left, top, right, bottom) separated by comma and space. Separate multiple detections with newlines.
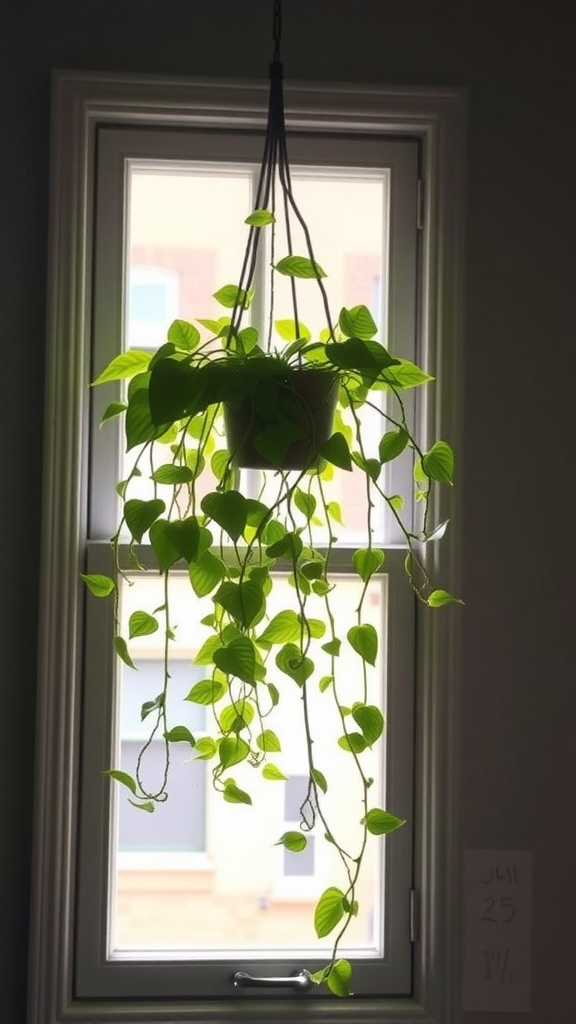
462, 850, 532, 1013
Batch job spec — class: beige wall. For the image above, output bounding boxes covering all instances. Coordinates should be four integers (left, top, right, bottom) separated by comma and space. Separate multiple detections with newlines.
2, 2, 575, 1022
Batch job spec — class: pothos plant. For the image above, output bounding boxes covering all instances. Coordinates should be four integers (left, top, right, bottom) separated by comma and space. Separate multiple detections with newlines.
83, 211, 459, 998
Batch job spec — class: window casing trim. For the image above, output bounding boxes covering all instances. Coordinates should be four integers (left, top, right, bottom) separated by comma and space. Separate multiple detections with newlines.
29, 71, 466, 1024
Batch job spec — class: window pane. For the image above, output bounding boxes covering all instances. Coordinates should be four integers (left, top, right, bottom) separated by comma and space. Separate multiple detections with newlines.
122, 162, 397, 544
109, 572, 386, 956
118, 741, 206, 854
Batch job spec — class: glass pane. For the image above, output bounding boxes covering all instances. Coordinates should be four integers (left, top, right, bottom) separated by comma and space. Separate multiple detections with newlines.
122, 162, 397, 544
110, 572, 387, 957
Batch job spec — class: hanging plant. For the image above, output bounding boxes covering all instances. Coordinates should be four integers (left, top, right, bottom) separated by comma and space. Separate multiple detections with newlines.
82, 0, 460, 998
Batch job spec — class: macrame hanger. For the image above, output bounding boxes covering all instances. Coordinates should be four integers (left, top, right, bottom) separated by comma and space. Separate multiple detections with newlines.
229, 0, 335, 350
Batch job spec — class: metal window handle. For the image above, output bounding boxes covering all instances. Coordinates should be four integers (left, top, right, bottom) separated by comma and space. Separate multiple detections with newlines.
232, 969, 312, 990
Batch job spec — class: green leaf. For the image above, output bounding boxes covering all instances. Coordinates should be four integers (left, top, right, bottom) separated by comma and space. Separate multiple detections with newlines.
140, 695, 163, 722
293, 488, 316, 520
193, 737, 217, 760
339, 304, 378, 340
124, 387, 155, 451
222, 779, 252, 805
326, 959, 352, 998
213, 283, 252, 309
352, 548, 385, 583
167, 318, 200, 351
311, 569, 332, 593
148, 342, 176, 369
213, 638, 257, 685
113, 635, 135, 669
276, 643, 314, 686
352, 703, 384, 745
128, 799, 155, 813
352, 452, 381, 482
311, 768, 328, 794
321, 638, 341, 657
257, 610, 301, 646
347, 623, 378, 666
124, 498, 165, 542
189, 550, 226, 597
238, 326, 259, 353
274, 318, 311, 342
326, 337, 399, 372
314, 887, 345, 938
100, 400, 127, 426
256, 730, 281, 753
275, 255, 326, 279
378, 428, 409, 463
319, 675, 333, 692
262, 763, 288, 781
219, 699, 255, 733
214, 580, 265, 629
103, 769, 137, 795
276, 831, 307, 853
245, 208, 275, 226
363, 808, 406, 835
164, 517, 200, 563
80, 573, 115, 598
300, 616, 326, 639
164, 725, 195, 746
382, 358, 433, 389
262, 519, 286, 546
265, 531, 303, 560
92, 349, 151, 386
219, 736, 250, 769
149, 519, 180, 573
299, 560, 324, 581
201, 490, 247, 542
194, 635, 222, 665
152, 464, 194, 485
326, 500, 344, 524
338, 732, 367, 753
343, 897, 359, 916
148, 357, 194, 425
427, 588, 464, 608
186, 678, 227, 705
128, 611, 159, 639
197, 316, 230, 335
422, 440, 454, 484
320, 432, 353, 471
212, 284, 250, 307
413, 457, 428, 484
211, 449, 232, 482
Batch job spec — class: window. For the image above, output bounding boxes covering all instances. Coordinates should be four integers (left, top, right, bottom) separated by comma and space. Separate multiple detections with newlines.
30, 73, 465, 1024
127, 266, 180, 349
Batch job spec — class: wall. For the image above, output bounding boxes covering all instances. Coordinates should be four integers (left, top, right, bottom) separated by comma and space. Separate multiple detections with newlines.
1, 1, 574, 1021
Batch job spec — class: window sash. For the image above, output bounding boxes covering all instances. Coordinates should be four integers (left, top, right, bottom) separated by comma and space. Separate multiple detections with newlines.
77, 537, 414, 996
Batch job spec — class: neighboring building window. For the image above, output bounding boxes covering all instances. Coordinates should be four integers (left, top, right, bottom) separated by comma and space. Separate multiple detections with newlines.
118, 660, 207, 855
282, 776, 316, 877
127, 267, 180, 349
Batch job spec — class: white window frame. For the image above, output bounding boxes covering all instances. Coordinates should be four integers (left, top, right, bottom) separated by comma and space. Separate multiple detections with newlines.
80, 120, 415, 1001
29, 71, 465, 1024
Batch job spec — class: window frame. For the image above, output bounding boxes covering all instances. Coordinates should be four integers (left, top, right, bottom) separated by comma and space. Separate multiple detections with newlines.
79, 124, 416, 998
29, 71, 466, 1024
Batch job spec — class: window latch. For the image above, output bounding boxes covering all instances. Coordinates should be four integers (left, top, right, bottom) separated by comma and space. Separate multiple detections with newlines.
232, 969, 312, 990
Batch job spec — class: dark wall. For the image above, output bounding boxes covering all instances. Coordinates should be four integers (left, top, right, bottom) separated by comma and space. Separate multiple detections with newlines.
2, 2, 574, 1022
